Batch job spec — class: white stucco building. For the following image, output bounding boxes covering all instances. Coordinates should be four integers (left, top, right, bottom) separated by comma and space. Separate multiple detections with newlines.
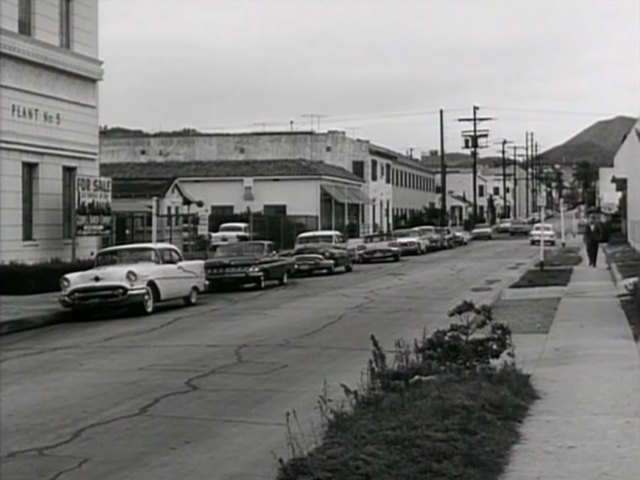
609, 119, 640, 251
0, 0, 103, 263
99, 129, 438, 233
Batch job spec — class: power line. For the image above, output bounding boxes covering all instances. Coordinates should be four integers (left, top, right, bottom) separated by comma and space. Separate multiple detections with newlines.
483, 106, 625, 117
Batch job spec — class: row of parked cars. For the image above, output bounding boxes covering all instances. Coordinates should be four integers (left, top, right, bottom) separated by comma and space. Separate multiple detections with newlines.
57, 224, 472, 316
471, 218, 558, 245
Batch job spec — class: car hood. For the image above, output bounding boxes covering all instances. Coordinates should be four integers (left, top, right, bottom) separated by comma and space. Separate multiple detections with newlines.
205, 256, 263, 267
64, 265, 140, 285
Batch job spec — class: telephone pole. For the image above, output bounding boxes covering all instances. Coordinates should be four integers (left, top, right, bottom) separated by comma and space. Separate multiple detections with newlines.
512, 145, 525, 218
458, 106, 494, 226
500, 139, 513, 218
439, 109, 447, 226
301, 113, 326, 132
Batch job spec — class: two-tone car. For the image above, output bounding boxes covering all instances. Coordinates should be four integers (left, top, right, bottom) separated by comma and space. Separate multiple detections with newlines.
471, 224, 494, 240
59, 243, 207, 315
291, 244, 353, 275
205, 241, 293, 290
413, 225, 444, 250
359, 233, 401, 263
393, 229, 427, 255
529, 223, 557, 246
209, 222, 251, 248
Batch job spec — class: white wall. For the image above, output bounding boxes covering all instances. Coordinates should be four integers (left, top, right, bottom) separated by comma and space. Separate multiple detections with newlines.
613, 121, 640, 250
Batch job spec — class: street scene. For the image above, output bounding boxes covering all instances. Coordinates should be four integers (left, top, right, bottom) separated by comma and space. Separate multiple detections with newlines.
1, 1, 639, 480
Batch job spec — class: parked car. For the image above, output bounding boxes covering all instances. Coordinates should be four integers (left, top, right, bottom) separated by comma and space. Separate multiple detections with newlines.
392, 230, 424, 255
346, 237, 366, 263
509, 219, 533, 236
413, 225, 444, 250
529, 223, 557, 246
59, 243, 206, 315
394, 228, 430, 254
435, 227, 457, 248
360, 233, 401, 263
496, 220, 512, 234
291, 244, 353, 275
295, 230, 346, 248
204, 241, 293, 290
452, 230, 471, 246
210, 222, 251, 247
471, 224, 494, 240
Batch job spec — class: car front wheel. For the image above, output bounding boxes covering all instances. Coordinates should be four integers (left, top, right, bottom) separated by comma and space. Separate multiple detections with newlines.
255, 275, 266, 290
139, 285, 155, 315
279, 271, 288, 286
183, 287, 198, 306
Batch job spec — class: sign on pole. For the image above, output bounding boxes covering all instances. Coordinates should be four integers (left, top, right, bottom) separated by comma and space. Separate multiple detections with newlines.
197, 210, 209, 236
76, 176, 112, 236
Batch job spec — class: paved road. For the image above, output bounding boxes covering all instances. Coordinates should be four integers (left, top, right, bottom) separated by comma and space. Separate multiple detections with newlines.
1, 240, 535, 480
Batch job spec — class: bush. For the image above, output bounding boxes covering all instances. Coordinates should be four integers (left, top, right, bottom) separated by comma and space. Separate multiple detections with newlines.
0, 260, 94, 295
277, 302, 535, 480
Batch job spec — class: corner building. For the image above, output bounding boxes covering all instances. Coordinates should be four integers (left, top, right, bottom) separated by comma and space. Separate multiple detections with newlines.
0, 0, 103, 262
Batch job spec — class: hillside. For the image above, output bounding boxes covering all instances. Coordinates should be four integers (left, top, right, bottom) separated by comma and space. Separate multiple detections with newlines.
542, 115, 636, 167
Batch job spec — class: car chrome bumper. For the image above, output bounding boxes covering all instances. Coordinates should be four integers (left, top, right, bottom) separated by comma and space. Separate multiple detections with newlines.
59, 286, 147, 309
206, 271, 263, 283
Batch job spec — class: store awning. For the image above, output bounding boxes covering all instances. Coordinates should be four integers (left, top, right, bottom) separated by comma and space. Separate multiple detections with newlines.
321, 184, 371, 204
112, 199, 153, 213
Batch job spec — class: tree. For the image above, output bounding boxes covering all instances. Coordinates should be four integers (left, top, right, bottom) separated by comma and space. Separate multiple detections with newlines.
573, 160, 598, 207
487, 195, 496, 225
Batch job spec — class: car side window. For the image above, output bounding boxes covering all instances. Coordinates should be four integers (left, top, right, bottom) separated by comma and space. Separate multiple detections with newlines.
170, 250, 183, 263
160, 249, 177, 264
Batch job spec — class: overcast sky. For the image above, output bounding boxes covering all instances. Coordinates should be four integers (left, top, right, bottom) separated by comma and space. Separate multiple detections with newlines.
98, 0, 640, 156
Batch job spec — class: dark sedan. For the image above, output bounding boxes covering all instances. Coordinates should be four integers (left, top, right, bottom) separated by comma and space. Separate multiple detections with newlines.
291, 243, 353, 275
205, 241, 293, 290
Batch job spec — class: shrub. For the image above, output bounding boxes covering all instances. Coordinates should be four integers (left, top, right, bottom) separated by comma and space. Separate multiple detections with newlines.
0, 260, 94, 295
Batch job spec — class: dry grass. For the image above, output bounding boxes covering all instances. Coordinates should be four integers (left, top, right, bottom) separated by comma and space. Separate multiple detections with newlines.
510, 268, 573, 289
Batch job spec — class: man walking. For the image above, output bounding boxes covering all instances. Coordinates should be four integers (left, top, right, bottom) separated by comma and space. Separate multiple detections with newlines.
583, 214, 602, 267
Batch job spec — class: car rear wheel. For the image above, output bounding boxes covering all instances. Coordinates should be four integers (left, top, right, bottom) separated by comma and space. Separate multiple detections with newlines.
345, 263, 353, 273
183, 287, 198, 306
326, 265, 336, 275
393, 255, 401, 262
279, 271, 288, 286
138, 285, 155, 315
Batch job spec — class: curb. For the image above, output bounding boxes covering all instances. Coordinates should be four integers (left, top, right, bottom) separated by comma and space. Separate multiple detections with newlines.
0, 311, 68, 336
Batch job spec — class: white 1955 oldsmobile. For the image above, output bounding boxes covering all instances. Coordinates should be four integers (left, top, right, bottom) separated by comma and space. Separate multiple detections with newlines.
59, 243, 207, 315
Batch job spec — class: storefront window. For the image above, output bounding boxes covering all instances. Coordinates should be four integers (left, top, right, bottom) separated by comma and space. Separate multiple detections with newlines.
18, 0, 32, 36
62, 167, 76, 239
22, 163, 37, 241
60, 0, 73, 49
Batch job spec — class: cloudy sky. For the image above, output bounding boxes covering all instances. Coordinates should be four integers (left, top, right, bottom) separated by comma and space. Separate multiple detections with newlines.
99, 0, 640, 156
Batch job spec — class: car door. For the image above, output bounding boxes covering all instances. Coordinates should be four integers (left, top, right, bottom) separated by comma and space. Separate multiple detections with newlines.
157, 248, 182, 299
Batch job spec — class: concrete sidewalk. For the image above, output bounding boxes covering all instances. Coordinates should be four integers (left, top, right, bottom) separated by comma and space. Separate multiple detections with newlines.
502, 254, 640, 479
0, 292, 67, 335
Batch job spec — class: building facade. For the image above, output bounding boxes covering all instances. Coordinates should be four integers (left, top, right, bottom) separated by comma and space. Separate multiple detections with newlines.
101, 159, 367, 247
100, 129, 437, 233
0, 0, 103, 263
609, 119, 640, 251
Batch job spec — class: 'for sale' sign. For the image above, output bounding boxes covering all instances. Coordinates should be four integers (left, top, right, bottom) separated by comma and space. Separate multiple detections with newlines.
76, 176, 112, 236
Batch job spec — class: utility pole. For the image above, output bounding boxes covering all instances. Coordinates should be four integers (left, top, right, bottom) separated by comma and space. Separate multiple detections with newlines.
525, 132, 530, 217
512, 146, 525, 218
530, 132, 537, 213
301, 114, 326, 132
458, 106, 493, 227
500, 139, 513, 218
439, 109, 446, 226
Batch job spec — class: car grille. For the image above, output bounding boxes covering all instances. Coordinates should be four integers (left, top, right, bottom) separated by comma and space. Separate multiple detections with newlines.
207, 266, 249, 274
70, 286, 128, 301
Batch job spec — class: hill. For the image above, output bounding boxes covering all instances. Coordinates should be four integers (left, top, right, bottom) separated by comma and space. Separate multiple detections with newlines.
542, 115, 636, 167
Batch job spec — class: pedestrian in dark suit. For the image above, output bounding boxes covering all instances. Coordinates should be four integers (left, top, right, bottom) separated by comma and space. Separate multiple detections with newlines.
583, 215, 602, 267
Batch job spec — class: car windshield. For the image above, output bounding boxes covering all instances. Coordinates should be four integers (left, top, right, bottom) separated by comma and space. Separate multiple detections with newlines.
365, 235, 393, 243
394, 230, 418, 238
96, 248, 159, 266
219, 225, 245, 232
533, 225, 553, 232
297, 235, 335, 244
214, 243, 266, 257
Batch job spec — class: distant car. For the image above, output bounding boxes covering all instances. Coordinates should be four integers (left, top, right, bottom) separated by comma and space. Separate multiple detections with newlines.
291, 244, 352, 275
509, 219, 533, 236
205, 241, 293, 290
413, 225, 444, 250
471, 224, 493, 240
360, 233, 401, 263
392, 230, 424, 255
210, 222, 251, 247
59, 243, 207, 315
529, 223, 557, 246
496, 220, 512, 234
452, 231, 470, 246
435, 227, 457, 248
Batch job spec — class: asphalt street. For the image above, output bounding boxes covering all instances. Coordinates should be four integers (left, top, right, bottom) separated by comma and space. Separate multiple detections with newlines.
1, 239, 536, 480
